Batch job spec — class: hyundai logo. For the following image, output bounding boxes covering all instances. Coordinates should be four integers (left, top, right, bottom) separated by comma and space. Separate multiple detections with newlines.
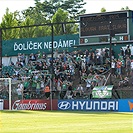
58, 101, 71, 110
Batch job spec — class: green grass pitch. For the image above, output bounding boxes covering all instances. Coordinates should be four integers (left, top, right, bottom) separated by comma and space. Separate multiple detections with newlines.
0, 111, 133, 133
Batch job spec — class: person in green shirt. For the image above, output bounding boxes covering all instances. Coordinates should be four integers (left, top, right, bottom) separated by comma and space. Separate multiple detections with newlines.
60, 81, 67, 99
31, 78, 37, 98
23, 79, 30, 91
36, 76, 41, 98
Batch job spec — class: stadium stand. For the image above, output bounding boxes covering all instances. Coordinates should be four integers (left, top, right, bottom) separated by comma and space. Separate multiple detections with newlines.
1, 46, 133, 100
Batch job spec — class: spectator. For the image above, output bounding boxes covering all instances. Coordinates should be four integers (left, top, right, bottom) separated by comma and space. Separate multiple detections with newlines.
84, 76, 92, 90
74, 83, 84, 97
23, 78, 30, 94
95, 50, 100, 65
111, 48, 115, 59
125, 45, 131, 58
31, 76, 37, 97
131, 60, 133, 85
118, 77, 129, 87
116, 59, 122, 80
120, 47, 125, 59
104, 47, 109, 59
29, 53, 36, 62
56, 77, 63, 99
125, 56, 131, 77
64, 82, 73, 99
60, 81, 68, 99
64, 89, 73, 99
36, 76, 41, 98
100, 48, 104, 65
111, 59, 116, 77
131, 59, 133, 71
16, 82, 23, 100
44, 85, 50, 99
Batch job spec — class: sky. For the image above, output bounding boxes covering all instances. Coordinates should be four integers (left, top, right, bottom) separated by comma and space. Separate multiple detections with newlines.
0, 0, 133, 22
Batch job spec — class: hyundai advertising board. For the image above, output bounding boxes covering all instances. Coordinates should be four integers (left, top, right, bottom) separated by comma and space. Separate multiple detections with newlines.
58, 100, 118, 111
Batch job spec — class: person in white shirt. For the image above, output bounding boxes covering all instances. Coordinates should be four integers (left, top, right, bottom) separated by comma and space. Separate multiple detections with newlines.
74, 83, 84, 97
111, 59, 116, 77
16, 83, 23, 100
131, 60, 133, 85
131, 60, 133, 71
85, 78, 92, 90
81, 55, 86, 70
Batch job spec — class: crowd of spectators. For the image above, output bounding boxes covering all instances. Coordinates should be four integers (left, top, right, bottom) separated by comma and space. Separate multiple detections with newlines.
0, 45, 133, 100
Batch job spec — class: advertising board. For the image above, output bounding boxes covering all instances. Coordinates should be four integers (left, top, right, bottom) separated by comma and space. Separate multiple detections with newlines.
3, 99, 133, 112
11, 99, 58, 110
118, 99, 133, 112
58, 100, 118, 111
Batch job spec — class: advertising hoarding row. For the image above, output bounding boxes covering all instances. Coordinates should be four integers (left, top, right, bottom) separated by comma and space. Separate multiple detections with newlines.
3, 99, 133, 112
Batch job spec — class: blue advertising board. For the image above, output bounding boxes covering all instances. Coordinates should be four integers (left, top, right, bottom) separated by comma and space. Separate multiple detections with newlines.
58, 99, 133, 112
58, 100, 118, 111
118, 99, 133, 112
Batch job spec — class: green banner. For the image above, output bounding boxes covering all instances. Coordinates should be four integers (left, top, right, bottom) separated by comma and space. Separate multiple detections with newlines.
92, 85, 113, 98
2, 34, 79, 56
2, 33, 132, 58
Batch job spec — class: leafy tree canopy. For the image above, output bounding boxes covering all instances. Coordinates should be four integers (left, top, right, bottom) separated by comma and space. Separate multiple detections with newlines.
121, 6, 130, 11
101, 7, 106, 13
22, 0, 86, 22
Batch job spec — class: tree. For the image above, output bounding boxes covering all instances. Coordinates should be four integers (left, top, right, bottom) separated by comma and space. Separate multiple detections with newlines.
21, 5, 49, 25
22, 0, 86, 22
19, 16, 36, 38
1, 0, 84, 40
0, 8, 19, 40
60, 0, 86, 20
34, 25, 51, 38
51, 8, 78, 35
101, 7, 106, 13
121, 6, 130, 10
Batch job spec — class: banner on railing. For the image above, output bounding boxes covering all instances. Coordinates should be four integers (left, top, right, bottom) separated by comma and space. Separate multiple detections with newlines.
92, 85, 113, 99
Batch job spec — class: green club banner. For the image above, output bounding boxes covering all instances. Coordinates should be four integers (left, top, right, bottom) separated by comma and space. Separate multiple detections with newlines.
2, 34, 79, 56
92, 85, 113, 99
